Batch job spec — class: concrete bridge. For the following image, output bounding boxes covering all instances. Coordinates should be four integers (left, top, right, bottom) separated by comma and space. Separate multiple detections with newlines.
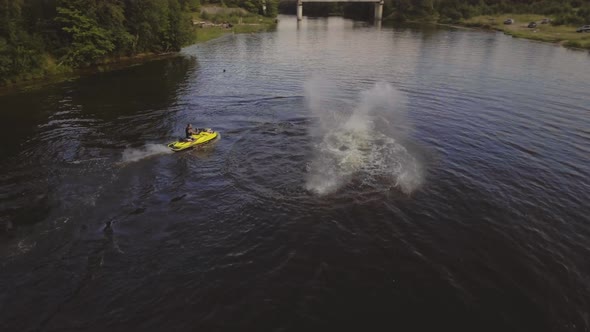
296, 0, 384, 21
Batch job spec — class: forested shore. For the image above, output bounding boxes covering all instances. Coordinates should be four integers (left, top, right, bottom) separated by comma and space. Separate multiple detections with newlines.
0, 0, 278, 85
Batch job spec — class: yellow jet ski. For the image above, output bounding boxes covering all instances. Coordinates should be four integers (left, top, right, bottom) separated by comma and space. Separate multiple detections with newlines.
167, 129, 219, 152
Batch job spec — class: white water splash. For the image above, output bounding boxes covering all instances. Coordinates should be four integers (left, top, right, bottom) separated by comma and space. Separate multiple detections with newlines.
305, 78, 424, 195
121, 144, 172, 163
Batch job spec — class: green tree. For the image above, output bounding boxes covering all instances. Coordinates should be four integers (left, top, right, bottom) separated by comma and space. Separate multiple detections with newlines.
0, 37, 11, 79
125, 0, 170, 53
265, 0, 279, 17
94, 0, 134, 54
0, 0, 44, 80
165, 0, 192, 51
55, 2, 115, 66
180, 0, 201, 11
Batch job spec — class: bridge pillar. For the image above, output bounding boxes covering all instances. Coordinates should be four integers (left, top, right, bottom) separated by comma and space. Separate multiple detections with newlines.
297, 0, 303, 21
374, 0, 384, 21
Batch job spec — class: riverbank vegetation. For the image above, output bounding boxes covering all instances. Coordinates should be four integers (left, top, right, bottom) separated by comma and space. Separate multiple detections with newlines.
192, 6, 277, 43
381, 0, 589, 25
387, 0, 590, 50
192, 22, 275, 43
280, 0, 590, 50
463, 14, 590, 49
0, 0, 278, 85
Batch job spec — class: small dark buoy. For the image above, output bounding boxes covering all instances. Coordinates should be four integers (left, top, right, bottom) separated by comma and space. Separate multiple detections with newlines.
223, 69, 226, 72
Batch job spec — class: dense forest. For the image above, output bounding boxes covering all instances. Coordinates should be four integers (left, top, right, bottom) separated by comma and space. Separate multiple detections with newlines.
280, 0, 590, 25
0, 0, 277, 84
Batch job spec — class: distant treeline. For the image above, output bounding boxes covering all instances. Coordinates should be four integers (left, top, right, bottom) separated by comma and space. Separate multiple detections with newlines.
0, 0, 277, 84
392, 0, 590, 24
279, 0, 590, 25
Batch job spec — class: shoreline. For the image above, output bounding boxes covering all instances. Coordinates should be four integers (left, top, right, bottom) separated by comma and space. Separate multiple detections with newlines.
193, 22, 276, 44
401, 14, 590, 51
0, 53, 180, 96
454, 14, 590, 51
5, 13, 584, 94
0, 22, 275, 95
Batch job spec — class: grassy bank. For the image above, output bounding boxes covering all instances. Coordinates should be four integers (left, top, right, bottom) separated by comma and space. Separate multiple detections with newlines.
191, 9, 277, 43
193, 23, 275, 43
462, 14, 590, 50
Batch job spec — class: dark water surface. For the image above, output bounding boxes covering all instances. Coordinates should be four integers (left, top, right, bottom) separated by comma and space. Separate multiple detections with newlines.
1, 16, 590, 332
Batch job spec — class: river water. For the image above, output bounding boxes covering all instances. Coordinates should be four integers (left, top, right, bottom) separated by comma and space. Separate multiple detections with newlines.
1, 16, 589, 332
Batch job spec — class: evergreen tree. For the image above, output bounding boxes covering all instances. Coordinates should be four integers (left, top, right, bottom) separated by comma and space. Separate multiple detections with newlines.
124, 0, 171, 53
265, 0, 279, 17
165, 0, 192, 51
0, 0, 43, 80
55, 0, 116, 66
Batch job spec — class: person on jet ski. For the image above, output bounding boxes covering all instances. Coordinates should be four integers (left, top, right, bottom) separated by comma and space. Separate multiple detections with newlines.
185, 124, 200, 140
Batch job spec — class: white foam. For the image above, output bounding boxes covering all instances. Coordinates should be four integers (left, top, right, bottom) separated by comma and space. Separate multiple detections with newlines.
121, 144, 172, 163
305, 78, 424, 195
